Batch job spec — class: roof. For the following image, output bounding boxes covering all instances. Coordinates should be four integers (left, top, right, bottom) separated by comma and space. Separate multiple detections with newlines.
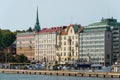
61, 26, 68, 35
89, 18, 120, 27
34, 8, 41, 32
73, 25, 81, 33
61, 24, 82, 35
17, 32, 35, 37
38, 27, 62, 34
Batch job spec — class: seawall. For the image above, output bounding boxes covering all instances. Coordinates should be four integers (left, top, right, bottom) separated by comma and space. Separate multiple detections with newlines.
0, 69, 120, 78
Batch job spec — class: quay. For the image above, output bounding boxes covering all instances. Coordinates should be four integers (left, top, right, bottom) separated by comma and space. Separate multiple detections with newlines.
0, 69, 120, 78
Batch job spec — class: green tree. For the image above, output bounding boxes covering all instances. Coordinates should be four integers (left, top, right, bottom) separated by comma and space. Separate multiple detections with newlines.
26, 27, 33, 32
14, 55, 21, 62
13, 30, 26, 35
0, 30, 3, 49
7, 53, 14, 62
14, 54, 28, 63
1, 30, 15, 48
0, 52, 5, 62
19, 54, 28, 63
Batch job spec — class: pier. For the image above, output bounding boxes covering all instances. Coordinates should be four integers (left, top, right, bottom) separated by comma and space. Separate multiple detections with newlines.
0, 69, 120, 78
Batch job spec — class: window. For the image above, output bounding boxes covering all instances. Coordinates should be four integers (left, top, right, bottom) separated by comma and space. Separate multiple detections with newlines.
61, 53, 62, 56
64, 47, 66, 51
76, 36, 78, 39
64, 36, 66, 40
72, 36, 74, 39
64, 52, 66, 56
72, 42, 74, 45
107, 54, 110, 59
20, 47, 22, 49
72, 53, 74, 56
30, 41, 32, 43
64, 42, 66, 45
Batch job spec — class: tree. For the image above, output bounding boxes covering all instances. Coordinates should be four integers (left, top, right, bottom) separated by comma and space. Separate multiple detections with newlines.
7, 53, 14, 62
26, 27, 33, 32
14, 55, 21, 62
13, 30, 26, 35
14, 54, 28, 63
0, 30, 3, 49
1, 30, 15, 48
19, 54, 28, 63
0, 52, 5, 62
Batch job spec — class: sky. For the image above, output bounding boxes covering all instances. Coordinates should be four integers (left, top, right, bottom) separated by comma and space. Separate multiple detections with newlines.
0, 0, 120, 31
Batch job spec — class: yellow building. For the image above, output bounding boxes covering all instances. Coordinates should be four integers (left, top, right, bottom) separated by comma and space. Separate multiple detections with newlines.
56, 24, 83, 64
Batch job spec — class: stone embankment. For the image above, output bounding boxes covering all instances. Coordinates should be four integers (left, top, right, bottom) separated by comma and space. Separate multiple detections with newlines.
0, 69, 120, 78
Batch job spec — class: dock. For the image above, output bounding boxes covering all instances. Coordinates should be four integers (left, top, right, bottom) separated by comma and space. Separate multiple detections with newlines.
0, 69, 120, 78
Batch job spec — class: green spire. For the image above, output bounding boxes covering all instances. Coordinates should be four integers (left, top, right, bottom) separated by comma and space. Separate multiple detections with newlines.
36, 7, 39, 24
34, 7, 41, 32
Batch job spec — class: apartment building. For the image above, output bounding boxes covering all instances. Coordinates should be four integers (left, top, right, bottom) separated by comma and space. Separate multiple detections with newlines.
16, 32, 35, 60
35, 27, 62, 63
56, 24, 82, 64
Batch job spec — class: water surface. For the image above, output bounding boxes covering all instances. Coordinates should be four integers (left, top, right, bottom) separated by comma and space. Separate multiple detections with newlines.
0, 73, 119, 80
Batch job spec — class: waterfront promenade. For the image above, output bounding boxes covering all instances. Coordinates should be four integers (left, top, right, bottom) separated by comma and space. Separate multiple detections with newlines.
0, 69, 120, 78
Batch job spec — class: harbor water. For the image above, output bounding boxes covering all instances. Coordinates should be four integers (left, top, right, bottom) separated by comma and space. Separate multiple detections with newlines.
0, 73, 119, 80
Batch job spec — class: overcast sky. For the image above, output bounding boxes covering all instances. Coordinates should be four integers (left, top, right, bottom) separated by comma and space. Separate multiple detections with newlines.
0, 0, 120, 31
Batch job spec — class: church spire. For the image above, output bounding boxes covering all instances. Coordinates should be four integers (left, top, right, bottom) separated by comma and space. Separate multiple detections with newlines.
34, 7, 41, 32
36, 7, 39, 24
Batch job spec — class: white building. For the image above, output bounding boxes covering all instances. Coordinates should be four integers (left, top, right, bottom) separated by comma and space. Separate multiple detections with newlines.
79, 20, 112, 66
35, 27, 61, 63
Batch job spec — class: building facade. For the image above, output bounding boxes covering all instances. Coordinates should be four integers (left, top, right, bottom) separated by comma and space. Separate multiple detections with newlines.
16, 32, 35, 60
35, 27, 61, 63
56, 24, 82, 64
87, 18, 120, 64
78, 18, 120, 65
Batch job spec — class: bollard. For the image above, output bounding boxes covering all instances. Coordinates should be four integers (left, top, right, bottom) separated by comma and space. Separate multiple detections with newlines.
69, 73, 70, 76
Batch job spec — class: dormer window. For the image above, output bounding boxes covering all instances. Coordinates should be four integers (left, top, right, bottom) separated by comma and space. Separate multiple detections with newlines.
30, 41, 32, 43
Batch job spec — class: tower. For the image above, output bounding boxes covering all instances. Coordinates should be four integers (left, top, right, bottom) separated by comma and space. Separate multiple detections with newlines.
34, 7, 41, 32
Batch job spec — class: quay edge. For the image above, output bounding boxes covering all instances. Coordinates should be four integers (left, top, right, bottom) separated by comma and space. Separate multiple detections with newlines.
0, 69, 120, 78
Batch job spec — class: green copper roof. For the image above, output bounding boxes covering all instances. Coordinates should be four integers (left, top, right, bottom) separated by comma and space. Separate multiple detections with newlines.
73, 25, 80, 33
89, 18, 120, 27
34, 8, 41, 32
